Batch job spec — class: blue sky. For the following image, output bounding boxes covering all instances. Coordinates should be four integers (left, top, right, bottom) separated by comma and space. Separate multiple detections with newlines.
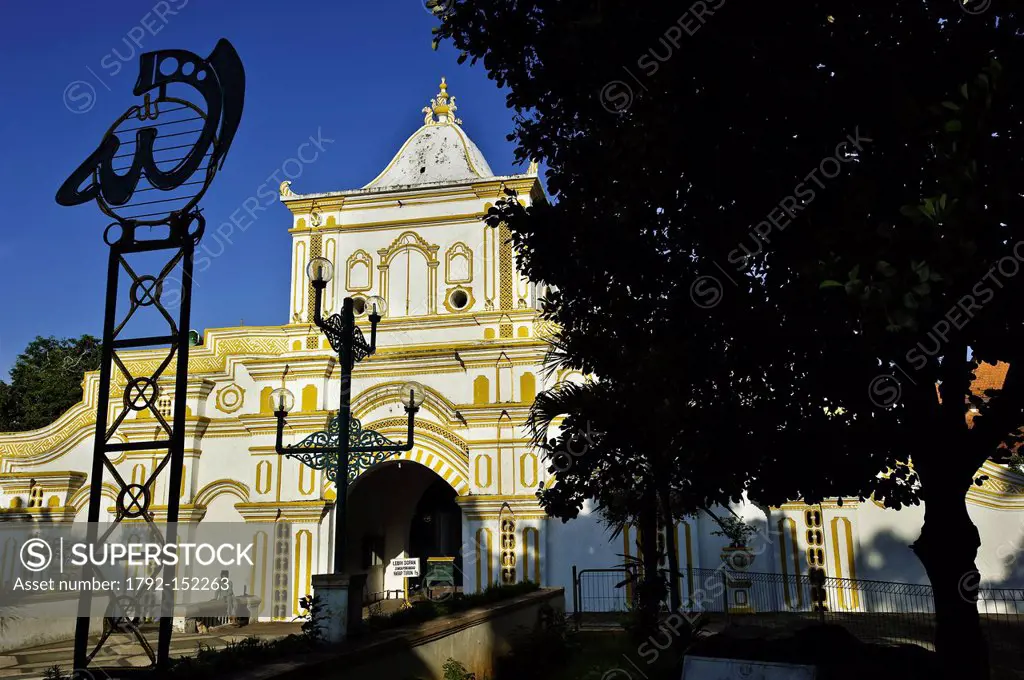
0, 0, 526, 378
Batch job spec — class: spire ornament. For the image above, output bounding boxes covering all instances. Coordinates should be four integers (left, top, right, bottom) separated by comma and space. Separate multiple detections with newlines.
422, 77, 462, 126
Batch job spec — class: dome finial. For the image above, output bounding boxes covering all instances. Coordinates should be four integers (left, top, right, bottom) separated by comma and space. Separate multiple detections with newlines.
422, 76, 462, 126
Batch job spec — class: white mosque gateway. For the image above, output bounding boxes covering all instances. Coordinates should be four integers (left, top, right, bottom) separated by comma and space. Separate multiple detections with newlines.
1, 80, 1023, 622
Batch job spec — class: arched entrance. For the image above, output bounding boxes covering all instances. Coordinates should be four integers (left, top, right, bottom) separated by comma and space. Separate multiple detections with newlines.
407, 477, 462, 594
345, 460, 463, 601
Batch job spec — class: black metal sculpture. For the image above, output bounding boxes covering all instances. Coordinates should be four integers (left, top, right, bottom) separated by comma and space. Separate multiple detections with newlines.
56, 39, 244, 673
57, 39, 244, 216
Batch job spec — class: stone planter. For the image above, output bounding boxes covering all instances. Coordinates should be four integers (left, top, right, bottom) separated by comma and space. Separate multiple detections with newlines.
235, 595, 262, 625
720, 544, 756, 571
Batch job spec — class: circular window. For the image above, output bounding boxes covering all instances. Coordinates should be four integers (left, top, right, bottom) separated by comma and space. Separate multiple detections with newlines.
352, 297, 367, 316
450, 289, 469, 310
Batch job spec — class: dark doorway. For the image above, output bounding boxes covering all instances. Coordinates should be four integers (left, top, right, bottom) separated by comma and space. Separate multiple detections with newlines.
407, 477, 462, 592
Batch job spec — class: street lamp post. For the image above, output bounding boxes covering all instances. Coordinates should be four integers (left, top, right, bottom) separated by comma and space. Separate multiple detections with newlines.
268, 257, 425, 639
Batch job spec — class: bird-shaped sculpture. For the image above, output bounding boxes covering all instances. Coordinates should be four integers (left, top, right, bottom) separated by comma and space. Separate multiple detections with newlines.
56, 39, 245, 224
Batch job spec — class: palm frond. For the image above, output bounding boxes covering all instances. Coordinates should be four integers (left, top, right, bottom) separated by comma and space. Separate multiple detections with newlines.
539, 333, 578, 382
524, 379, 599, 445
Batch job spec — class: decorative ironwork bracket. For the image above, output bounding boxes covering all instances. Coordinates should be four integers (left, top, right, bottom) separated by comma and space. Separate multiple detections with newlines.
275, 408, 417, 483
320, 313, 371, 361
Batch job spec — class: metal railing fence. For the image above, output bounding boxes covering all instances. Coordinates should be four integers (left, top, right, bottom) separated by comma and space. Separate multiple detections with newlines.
572, 565, 1023, 664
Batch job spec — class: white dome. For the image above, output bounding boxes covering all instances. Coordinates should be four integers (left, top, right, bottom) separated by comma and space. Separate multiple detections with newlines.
364, 78, 494, 190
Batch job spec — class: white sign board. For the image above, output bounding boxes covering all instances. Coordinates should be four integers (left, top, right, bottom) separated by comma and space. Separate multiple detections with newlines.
682, 656, 816, 680
389, 557, 420, 578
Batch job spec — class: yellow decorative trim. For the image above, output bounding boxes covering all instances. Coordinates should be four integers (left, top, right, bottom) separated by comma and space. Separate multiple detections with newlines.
475, 454, 492, 489
69, 482, 119, 512
776, 499, 860, 510
473, 376, 490, 405
362, 416, 469, 458
301, 385, 319, 412
471, 179, 537, 198
519, 372, 536, 402
293, 240, 306, 319
347, 445, 470, 496
282, 178, 537, 215
298, 465, 315, 496
519, 452, 538, 488
966, 461, 1024, 509
830, 517, 860, 610
256, 461, 272, 495
215, 383, 245, 414
282, 196, 345, 215
443, 286, 475, 314
378, 230, 440, 266
276, 454, 283, 502
324, 235, 337, 312
350, 381, 463, 426
292, 211, 486, 234
0, 405, 96, 460
234, 500, 331, 523
307, 233, 323, 327
346, 249, 373, 292
445, 242, 473, 284
193, 479, 250, 507
498, 224, 514, 327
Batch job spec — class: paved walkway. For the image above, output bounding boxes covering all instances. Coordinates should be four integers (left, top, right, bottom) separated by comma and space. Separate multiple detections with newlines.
0, 622, 302, 679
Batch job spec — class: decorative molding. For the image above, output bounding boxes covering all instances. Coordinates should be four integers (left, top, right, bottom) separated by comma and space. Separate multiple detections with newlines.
445, 242, 473, 284
444, 286, 475, 314
346, 250, 373, 292
215, 383, 245, 414
475, 454, 492, 490
830, 516, 860, 610
234, 500, 331, 523
194, 479, 250, 507
967, 461, 1024, 509
378, 230, 439, 266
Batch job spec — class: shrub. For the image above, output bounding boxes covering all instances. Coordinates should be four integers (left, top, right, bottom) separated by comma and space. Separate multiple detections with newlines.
442, 657, 476, 680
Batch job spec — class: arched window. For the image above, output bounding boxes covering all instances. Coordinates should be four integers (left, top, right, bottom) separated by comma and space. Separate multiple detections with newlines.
388, 247, 430, 316
378, 232, 439, 316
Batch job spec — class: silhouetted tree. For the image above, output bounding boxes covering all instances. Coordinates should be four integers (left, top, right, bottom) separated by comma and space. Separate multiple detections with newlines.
435, 1, 1023, 676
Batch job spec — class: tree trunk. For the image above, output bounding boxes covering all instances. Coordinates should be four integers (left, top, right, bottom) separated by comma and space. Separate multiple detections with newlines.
657, 481, 682, 612
637, 490, 663, 637
911, 479, 989, 679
